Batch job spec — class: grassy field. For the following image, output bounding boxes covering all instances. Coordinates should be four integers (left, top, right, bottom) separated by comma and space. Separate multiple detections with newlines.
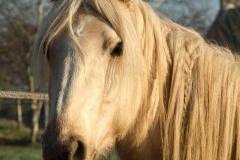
0, 118, 42, 160
0, 118, 119, 160
0, 119, 42, 143
0, 145, 41, 160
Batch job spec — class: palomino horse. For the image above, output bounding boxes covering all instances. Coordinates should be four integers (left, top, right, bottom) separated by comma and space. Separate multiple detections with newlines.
32, 0, 240, 159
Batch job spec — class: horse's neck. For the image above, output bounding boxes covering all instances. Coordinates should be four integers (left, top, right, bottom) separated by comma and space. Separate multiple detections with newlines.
116, 120, 163, 160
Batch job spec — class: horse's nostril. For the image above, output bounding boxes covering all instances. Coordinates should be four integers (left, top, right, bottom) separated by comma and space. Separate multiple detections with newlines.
72, 140, 86, 160
42, 134, 88, 160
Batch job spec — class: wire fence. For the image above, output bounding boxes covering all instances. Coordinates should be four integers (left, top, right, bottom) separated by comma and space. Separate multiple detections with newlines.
0, 91, 48, 100
0, 90, 49, 122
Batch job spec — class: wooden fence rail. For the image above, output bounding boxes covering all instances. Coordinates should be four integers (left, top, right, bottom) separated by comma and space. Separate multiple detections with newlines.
0, 91, 49, 100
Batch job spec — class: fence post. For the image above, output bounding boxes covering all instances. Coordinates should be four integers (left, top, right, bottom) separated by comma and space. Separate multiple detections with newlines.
31, 99, 43, 144
17, 99, 23, 129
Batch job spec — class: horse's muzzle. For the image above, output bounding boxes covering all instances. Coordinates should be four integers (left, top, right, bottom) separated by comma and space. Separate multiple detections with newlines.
41, 134, 89, 160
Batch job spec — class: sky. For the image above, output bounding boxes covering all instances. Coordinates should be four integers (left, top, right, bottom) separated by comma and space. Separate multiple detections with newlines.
149, 0, 220, 35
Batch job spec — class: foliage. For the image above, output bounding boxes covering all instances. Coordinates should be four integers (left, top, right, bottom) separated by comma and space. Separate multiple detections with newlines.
0, 0, 39, 90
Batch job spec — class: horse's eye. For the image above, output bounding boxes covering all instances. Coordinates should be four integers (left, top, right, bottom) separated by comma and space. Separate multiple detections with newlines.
111, 43, 122, 57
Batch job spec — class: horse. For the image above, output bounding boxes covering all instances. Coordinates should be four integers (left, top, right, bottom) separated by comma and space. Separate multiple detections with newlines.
32, 0, 240, 159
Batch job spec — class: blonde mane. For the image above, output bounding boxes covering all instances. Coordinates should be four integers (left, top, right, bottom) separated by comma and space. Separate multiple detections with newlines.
32, 0, 240, 159
127, 1, 240, 160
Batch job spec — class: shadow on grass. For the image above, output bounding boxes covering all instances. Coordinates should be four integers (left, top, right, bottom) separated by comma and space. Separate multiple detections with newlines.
0, 118, 42, 147
0, 137, 30, 146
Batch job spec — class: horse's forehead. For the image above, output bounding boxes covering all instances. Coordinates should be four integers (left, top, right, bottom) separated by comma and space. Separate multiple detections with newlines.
77, 13, 112, 33
76, 12, 120, 44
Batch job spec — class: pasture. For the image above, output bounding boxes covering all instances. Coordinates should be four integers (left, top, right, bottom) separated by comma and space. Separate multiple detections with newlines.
0, 145, 41, 160
0, 118, 42, 160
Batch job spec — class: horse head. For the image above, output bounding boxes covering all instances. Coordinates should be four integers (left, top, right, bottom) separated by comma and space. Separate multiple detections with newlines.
33, 0, 148, 159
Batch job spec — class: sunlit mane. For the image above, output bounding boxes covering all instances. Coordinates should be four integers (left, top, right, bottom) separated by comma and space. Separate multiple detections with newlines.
33, 0, 240, 159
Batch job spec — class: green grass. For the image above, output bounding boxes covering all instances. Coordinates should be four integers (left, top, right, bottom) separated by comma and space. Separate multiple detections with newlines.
0, 119, 30, 141
0, 118, 42, 160
0, 118, 42, 144
0, 145, 41, 160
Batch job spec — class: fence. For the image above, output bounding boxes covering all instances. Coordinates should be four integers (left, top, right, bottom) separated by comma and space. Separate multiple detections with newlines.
0, 91, 49, 124
0, 90, 49, 142
0, 91, 48, 100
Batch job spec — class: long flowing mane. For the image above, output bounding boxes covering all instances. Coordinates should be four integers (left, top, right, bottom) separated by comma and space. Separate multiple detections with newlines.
136, 3, 240, 159
138, 2, 240, 159
33, 0, 240, 159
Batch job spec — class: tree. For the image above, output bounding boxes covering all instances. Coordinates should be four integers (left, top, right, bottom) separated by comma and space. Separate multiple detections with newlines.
155, 0, 216, 36
0, 0, 46, 144
206, 0, 240, 54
